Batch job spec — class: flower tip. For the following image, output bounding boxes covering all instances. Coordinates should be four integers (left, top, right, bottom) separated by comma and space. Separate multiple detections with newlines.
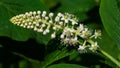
51, 33, 56, 39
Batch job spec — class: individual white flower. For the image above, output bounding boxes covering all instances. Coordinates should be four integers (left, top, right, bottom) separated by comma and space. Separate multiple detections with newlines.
30, 25, 34, 28
70, 28, 74, 33
93, 30, 101, 39
37, 28, 43, 32
60, 34, 65, 39
63, 38, 69, 45
36, 23, 39, 26
34, 27, 38, 31
31, 16, 34, 19
59, 22, 63, 26
37, 11, 41, 14
33, 11, 36, 15
24, 23, 27, 26
65, 19, 69, 23
71, 17, 78, 25
70, 37, 78, 45
33, 22, 37, 24
80, 28, 91, 38
77, 24, 84, 32
63, 28, 71, 37
45, 16, 49, 20
38, 19, 42, 22
49, 20, 53, 23
51, 32, 56, 39
55, 16, 60, 22
29, 11, 33, 15
61, 15, 69, 23
74, 36, 78, 40
78, 45, 87, 53
45, 29, 50, 33
43, 31, 47, 35
41, 24, 46, 27
25, 12, 29, 15
20, 24, 24, 27
49, 12, 54, 17
89, 42, 99, 52
42, 11, 47, 17
28, 22, 32, 25
53, 26, 57, 30
23, 25, 26, 28
71, 21, 77, 25
57, 13, 63, 17
27, 26, 30, 28
36, 16, 40, 19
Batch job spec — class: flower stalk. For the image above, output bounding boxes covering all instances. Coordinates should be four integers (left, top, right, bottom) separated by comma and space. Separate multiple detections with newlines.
99, 49, 120, 67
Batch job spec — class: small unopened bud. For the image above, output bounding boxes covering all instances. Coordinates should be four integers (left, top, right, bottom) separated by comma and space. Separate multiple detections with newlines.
33, 11, 36, 15
38, 28, 43, 32
37, 11, 41, 14
51, 32, 56, 39
41, 24, 46, 27
45, 29, 50, 33
53, 26, 57, 30
43, 31, 47, 35
60, 34, 64, 39
49, 13, 54, 17
42, 11, 47, 17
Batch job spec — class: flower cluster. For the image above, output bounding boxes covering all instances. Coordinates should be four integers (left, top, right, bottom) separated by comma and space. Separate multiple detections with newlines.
10, 10, 101, 53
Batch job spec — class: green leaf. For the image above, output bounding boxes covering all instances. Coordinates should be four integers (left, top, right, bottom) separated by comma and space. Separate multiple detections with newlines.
42, 48, 71, 67
69, 50, 81, 62
0, 0, 50, 45
100, 0, 120, 48
47, 64, 87, 68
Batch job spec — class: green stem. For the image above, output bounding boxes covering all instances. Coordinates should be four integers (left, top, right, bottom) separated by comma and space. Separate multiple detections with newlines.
87, 39, 120, 67
99, 49, 120, 67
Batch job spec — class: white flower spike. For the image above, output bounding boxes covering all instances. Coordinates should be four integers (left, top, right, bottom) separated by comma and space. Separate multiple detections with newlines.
10, 10, 101, 53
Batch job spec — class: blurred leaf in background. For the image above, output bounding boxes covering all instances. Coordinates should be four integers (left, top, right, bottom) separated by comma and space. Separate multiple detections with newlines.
100, 0, 120, 49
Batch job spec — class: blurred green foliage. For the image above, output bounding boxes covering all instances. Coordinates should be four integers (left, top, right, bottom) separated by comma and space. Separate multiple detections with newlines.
0, 0, 120, 68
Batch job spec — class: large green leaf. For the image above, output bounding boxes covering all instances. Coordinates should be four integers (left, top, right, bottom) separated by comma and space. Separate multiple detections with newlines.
100, 0, 120, 48
0, 0, 51, 44
47, 64, 87, 68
